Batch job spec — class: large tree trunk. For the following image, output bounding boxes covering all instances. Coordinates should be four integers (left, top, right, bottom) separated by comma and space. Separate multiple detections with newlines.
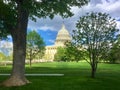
1, 1, 30, 87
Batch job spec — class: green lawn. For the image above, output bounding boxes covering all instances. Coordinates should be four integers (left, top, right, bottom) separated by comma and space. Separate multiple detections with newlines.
0, 62, 120, 90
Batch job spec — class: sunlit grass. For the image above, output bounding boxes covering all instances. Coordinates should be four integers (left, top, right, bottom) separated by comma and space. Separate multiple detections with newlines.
0, 62, 120, 90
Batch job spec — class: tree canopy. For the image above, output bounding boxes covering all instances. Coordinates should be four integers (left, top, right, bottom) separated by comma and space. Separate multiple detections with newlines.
0, 0, 89, 87
26, 30, 45, 67
0, 0, 89, 33
107, 36, 120, 63
54, 47, 67, 62
65, 42, 84, 62
71, 12, 119, 78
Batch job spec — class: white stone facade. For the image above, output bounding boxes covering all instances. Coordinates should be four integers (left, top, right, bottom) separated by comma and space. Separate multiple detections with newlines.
44, 24, 71, 61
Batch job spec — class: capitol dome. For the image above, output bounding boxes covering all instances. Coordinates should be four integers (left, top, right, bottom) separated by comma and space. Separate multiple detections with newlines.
55, 24, 71, 46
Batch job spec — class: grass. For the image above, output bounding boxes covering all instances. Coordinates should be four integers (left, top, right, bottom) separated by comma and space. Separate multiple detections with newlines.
0, 62, 120, 90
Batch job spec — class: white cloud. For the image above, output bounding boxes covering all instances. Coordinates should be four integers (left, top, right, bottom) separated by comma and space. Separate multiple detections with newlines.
39, 25, 55, 31
116, 20, 120, 34
0, 41, 13, 48
48, 39, 55, 43
7, 35, 11, 38
36, 0, 39, 1
95, 0, 120, 17
116, 20, 120, 27
0, 41, 13, 56
28, 16, 64, 31
28, 0, 120, 32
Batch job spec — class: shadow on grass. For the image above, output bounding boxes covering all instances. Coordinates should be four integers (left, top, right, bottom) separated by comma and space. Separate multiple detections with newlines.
0, 62, 120, 90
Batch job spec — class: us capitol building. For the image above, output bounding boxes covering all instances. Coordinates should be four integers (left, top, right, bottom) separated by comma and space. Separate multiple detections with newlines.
44, 24, 71, 61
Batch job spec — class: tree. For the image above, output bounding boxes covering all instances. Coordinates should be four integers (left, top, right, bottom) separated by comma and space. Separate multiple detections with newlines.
0, 52, 6, 65
65, 42, 85, 62
0, 0, 89, 87
72, 12, 119, 78
54, 44, 83, 62
0, 52, 6, 61
26, 30, 45, 67
107, 36, 120, 63
54, 47, 67, 62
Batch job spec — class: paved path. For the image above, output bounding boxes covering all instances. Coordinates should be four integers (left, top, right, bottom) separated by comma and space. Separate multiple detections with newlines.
0, 74, 64, 76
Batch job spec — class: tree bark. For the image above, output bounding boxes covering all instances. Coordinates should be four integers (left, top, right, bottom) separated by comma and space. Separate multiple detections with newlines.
91, 64, 96, 78
29, 49, 32, 68
1, 1, 30, 87
91, 60, 97, 78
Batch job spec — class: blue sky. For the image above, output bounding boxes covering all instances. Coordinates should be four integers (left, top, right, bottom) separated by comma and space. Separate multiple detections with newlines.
28, 0, 120, 46
34, 29, 57, 45
1, 0, 120, 47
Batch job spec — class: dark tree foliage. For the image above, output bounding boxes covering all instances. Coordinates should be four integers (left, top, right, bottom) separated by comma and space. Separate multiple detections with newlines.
0, 0, 16, 38
107, 36, 120, 63
54, 47, 67, 62
0, 0, 89, 87
54, 42, 86, 62
65, 42, 85, 62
